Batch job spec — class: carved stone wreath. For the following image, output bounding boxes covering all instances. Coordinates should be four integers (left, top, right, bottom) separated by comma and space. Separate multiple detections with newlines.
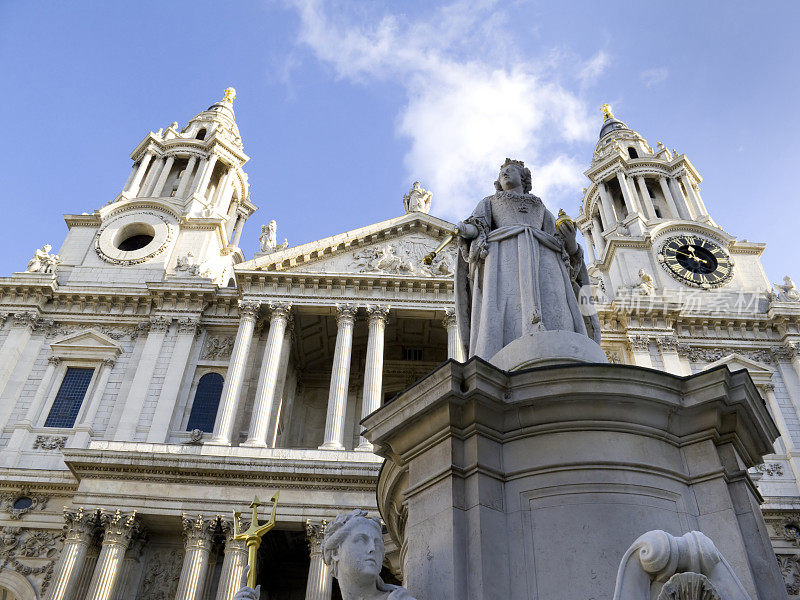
0, 488, 49, 519
94, 210, 175, 266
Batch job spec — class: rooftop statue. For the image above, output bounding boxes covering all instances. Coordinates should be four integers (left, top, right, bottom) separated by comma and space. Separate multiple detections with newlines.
402, 181, 432, 214
455, 158, 600, 361
25, 244, 61, 274
259, 219, 288, 254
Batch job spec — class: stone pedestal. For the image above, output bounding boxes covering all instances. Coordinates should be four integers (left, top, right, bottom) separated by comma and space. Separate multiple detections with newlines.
362, 360, 787, 600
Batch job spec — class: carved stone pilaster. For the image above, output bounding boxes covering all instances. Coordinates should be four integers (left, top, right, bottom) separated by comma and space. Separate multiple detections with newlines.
626, 335, 650, 352
12, 312, 39, 330
149, 316, 172, 333
655, 336, 679, 352
176, 317, 199, 335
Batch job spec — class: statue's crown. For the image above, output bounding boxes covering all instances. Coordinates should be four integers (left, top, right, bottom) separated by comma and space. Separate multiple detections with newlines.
501, 158, 525, 169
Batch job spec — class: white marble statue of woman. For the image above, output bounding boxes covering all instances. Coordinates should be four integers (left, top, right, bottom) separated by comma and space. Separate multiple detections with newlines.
26, 244, 53, 273
454, 158, 600, 360
233, 510, 416, 600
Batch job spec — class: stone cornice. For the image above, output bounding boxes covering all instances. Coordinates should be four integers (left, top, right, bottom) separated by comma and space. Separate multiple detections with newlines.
64, 213, 102, 228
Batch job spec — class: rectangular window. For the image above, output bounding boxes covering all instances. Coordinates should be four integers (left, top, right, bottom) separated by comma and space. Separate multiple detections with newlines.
401, 347, 424, 361
44, 367, 94, 428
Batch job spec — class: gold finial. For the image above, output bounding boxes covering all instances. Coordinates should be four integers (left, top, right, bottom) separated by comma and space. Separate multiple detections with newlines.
601, 103, 614, 120
556, 209, 575, 229
223, 87, 236, 103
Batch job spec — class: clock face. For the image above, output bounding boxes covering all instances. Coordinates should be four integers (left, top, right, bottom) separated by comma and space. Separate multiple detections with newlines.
659, 235, 733, 288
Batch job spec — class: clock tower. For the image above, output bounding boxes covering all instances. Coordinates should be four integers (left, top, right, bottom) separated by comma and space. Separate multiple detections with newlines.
576, 104, 771, 302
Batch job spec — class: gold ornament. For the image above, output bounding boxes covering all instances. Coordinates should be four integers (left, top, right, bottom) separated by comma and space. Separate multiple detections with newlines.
232, 493, 279, 588
556, 209, 575, 229
223, 87, 237, 103
601, 103, 614, 120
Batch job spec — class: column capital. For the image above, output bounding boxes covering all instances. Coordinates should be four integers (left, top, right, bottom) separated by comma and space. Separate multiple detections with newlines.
442, 308, 458, 329
99, 510, 140, 547
626, 335, 650, 352
149, 315, 172, 333
63, 507, 100, 544
365, 304, 390, 324
48, 356, 63, 366
655, 336, 679, 352
267, 301, 292, 322
176, 317, 200, 335
181, 514, 219, 551
101, 357, 117, 368
305, 519, 328, 556
238, 300, 262, 320
219, 517, 249, 547
11, 311, 39, 331
334, 303, 358, 325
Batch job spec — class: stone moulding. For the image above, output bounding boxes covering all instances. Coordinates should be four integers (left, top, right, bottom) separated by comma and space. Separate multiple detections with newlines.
362, 359, 785, 599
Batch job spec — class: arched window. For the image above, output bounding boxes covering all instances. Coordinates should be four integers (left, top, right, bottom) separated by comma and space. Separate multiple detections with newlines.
186, 373, 224, 432
627, 147, 639, 159
196, 128, 207, 140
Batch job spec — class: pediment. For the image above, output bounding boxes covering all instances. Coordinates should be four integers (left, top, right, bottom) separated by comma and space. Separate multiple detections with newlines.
703, 352, 774, 386
50, 329, 123, 359
236, 212, 458, 278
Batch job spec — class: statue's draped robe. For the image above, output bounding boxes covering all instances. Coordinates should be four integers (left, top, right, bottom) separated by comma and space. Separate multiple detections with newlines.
455, 192, 600, 361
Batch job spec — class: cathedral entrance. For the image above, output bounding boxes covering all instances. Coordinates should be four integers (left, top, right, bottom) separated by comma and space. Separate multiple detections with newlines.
255, 529, 310, 600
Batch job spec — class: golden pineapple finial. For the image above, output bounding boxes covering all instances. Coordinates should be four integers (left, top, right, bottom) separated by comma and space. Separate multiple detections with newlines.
223, 87, 236, 103
601, 103, 613, 120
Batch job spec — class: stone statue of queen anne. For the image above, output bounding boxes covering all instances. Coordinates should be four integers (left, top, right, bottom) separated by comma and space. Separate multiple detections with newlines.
455, 158, 600, 360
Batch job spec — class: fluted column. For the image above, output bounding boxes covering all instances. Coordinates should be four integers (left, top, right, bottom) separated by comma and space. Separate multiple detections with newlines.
231, 216, 245, 247
175, 156, 198, 199
211, 301, 261, 445
679, 173, 704, 218
657, 176, 681, 219
215, 519, 249, 600
192, 154, 218, 199
175, 515, 217, 600
615, 171, 637, 216
245, 302, 292, 447
127, 151, 154, 196
582, 229, 597, 262
598, 183, 618, 229
591, 216, 605, 255
443, 308, 466, 362
85, 511, 140, 600
141, 156, 166, 197
110, 533, 146, 600
305, 520, 332, 600
357, 305, 389, 451
667, 176, 693, 219
47, 508, 99, 600
320, 304, 357, 450
151, 155, 175, 197
635, 176, 656, 219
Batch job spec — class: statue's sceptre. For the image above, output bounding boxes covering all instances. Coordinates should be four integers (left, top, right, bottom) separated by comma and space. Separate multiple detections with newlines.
232, 492, 279, 589
423, 227, 459, 265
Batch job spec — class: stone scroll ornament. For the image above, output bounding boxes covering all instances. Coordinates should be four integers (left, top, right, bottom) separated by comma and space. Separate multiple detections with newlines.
612, 530, 752, 600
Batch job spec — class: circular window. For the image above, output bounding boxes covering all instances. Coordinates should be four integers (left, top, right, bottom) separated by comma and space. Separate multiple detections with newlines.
12, 496, 33, 511
115, 223, 155, 251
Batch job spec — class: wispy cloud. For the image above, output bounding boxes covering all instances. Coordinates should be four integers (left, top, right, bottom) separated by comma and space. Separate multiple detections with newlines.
289, 0, 603, 217
640, 67, 669, 88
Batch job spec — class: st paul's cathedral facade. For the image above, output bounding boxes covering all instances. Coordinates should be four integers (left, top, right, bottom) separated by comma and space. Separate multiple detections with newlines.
0, 91, 799, 600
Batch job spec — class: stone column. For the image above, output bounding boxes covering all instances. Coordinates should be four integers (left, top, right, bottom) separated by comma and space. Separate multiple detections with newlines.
110, 534, 146, 600
213, 167, 235, 209
72, 358, 117, 447
245, 302, 292, 447
679, 173, 704, 218
215, 519, 249, 600
85, 511, 140, 600
47, 508, 99, 600
147, 318, 199, 443
598, 183, 618, 228
305, 520, 332, 600
141, 156, 165, 197
582, 229, 597, 263
320, 304, 357, 450
615, 171, 638, 216
175, 156, 198, 199
591, 216, 605, 255
114, 316, 172, 441
657, 176, 682, 220
192, 154, 219, 199
635, 176, 656, 219
667, 176, 694, 219
443, 308, 466, 362
626, 335, 653, 368
151, 155, 175, 198
127, 151, 155, 197
175, 515, 217, 600
211, 301, 261, 445
656, 336, 685, 375
357, 305, 390, 451
231, 215, 245, 247
786, 342, 800, 391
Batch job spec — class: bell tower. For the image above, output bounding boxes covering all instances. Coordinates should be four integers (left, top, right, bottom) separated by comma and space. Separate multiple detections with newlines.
575, 104, 770, 297
56, 88, 256, 286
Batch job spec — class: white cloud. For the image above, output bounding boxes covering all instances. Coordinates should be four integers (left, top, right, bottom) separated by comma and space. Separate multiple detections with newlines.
640, 67, 669, 88
290, 0, 602, 217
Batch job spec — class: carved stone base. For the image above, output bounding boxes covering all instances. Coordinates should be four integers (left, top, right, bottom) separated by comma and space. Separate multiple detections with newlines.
489, 329, 608, 370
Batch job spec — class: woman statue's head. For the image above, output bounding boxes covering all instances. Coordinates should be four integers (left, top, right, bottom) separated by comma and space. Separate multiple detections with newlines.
494, 158, 532, 193
322, 510, 385, 582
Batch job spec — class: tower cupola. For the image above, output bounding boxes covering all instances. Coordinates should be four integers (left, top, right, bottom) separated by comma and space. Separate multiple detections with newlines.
576, 104, 715, 264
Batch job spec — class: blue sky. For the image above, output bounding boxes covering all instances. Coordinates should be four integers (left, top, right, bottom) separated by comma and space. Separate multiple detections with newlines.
1, 1, 798, 282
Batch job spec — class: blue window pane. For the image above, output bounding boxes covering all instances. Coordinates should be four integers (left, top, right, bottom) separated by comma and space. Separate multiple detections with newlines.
44, 367, 94, 428
186, 373, 224, 432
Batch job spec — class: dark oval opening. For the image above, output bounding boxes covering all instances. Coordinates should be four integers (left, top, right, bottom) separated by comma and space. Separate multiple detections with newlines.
118, 234, 154, 251
13, 496, 33, 510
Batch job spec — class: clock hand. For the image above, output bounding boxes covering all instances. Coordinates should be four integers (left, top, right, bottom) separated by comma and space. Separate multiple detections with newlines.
675, 250, 709, 265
